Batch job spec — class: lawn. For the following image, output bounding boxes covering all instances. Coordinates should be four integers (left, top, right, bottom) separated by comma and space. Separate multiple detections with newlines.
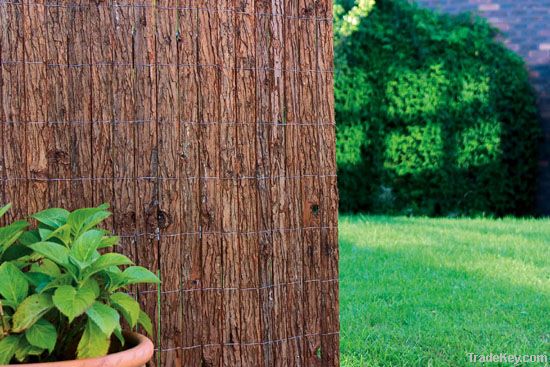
339, 215, 550, 366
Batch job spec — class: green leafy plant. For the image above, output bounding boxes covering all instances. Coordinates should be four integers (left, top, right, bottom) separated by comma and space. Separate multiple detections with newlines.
0, 203, 159, 364
335, 0, 540, 216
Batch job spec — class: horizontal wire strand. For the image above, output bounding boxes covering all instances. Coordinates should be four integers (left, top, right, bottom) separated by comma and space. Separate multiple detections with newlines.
0, 60, 334, 74
133, 278, 339, 296
117, 225, 337, 241
0, 1, 333, 22
0, 119, 335, 126
156, 331, 340, 352
1, 173, 337, 182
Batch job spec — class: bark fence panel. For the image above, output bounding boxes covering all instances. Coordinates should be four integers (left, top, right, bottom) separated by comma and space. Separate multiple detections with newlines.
0, 1, 339, 365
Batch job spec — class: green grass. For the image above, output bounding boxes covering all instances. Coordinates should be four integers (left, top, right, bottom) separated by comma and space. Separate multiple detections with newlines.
339, 215, 550, 366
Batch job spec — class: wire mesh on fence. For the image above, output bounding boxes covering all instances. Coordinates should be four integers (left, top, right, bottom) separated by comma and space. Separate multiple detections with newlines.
0, 0, 338, 365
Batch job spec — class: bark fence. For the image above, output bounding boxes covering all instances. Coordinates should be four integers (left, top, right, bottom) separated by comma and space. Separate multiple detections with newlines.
0, 0, 339, 366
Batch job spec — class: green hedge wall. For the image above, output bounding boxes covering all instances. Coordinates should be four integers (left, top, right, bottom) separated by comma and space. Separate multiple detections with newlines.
335, 0, 541, 216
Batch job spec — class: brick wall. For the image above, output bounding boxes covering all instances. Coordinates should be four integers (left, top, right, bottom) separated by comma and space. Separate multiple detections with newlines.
414, 0, 550, 215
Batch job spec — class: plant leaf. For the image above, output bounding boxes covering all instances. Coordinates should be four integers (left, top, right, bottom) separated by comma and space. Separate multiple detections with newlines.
0, 262, 29, 304
70, 229, 104, 269
98, 235, 119, 249
38, 227, 53, 241
138, 310, 153, 336
0, 203, 12, 218
110, 292, 140, 328
32, 208, 70, 229
40, 274, 73, 294
52, 281, 98, 322
0, 335, 21, 364
82, 277, 101, 298
103, 267, 126, 291
25, 318, 57, 354
68, 207, 111, 236
1, 242, 33, 262
113, 324, 125, 347
18, 230, 40, 246
43, 224, 71, 245
85, 254, 133, 284
1, 299, 18, 310
11, 294, 53, 332
24, 272, 52, 293
76, 318, 111, 359
0, 220, 28, 255
29, 241, 70, 266
122, 266, 161, 285
30, 258, 61, 277
91, 253, 133, 272
86, 302, 120, 336
14, 338, 44, 362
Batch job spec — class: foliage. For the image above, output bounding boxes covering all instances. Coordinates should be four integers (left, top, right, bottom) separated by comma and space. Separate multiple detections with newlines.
0, 203, 159, 364
334, 0, 376, 40
339, 214, 550, 366
335, 0, 541, 216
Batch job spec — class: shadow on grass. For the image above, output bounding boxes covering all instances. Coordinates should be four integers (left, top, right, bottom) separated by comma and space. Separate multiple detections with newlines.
340, 239, 550, 366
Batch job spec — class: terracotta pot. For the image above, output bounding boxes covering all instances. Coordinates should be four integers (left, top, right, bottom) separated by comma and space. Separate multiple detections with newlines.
3, 333, 154, 367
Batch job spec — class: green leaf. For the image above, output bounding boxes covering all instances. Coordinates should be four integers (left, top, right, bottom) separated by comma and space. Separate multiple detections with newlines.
86, 302, 120, 336
14, 338, 44, 362
113, 324, 125, 347
29, 241, 70, 266
138, 310, 153, 336
110, 292, 140, 328
32, 208, 70, 229
97, 203, 110, 210
1, 299, 18, 309
0, 262, 29, 304
24, 272, 52, 293
30, 258, 61, 277
42, 224, 71, 245
82, 277, 101, 298
85, 254, 133, 284
0, 203, 12, 218
103, 267, 126, 291
38, 227, 53, 241
68, 207, 111, 236
11, 294, 53, 332
122, 266, 161, 285
1, 242, 33, 262
52, 281, 98, 322
76, 318, 111, 359
70, 229, 104, 269
0, 220, 28, 234
40, 274, 73, 294
91, 253, 133, 272
25, 318, 57, 354
18, 230, 40, 246
0, 335, 21, 364
98, 235, 120, 249
0, 220, 28, 255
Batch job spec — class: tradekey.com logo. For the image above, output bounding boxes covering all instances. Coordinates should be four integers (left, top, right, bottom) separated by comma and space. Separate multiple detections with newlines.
467, 352, 548, 365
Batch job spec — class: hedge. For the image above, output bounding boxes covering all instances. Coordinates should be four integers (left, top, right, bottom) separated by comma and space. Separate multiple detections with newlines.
335, 0, 540, 216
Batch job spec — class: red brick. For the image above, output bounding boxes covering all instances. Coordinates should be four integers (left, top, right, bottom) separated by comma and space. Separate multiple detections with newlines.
479, 3, 500, 11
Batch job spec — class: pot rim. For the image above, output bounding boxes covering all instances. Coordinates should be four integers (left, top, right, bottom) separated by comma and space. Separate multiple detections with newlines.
1, 332, 154, 367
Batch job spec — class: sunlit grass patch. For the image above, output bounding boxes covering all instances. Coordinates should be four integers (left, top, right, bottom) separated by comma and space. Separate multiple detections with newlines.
339, 215, 550, 366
